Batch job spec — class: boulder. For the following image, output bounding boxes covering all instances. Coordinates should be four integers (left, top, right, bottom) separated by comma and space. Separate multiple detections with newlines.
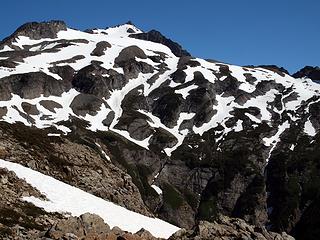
47, 213, 110, 239
91, 41, 111, 56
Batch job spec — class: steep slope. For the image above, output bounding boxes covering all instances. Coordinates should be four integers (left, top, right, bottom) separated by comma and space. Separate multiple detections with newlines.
0, 159, 179, 238
0, 20, 319, 239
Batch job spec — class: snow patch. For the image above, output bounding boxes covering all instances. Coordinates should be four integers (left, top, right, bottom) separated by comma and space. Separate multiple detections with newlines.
304, 119, 317, 137
139, 110, 195, 156
151, 185, 163, 195
95, 143, 111, 161
82, 104, 111, 132
175, 84, 198, 99
263, 121, 290, 161
47, 133, 61, 137
0, 159, 179, 239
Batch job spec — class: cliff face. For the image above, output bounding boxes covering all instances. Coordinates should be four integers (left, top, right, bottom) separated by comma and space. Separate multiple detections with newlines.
0, 20, 319, 239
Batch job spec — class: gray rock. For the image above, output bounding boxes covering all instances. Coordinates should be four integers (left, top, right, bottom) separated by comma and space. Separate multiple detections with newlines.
91, 41, 111, 56
129, 30, 191, 57
21, 102, 39, 115
0, 72, 68, 100
70, 94, 105, 117
114, 45, 147, 65
2, 20, 67, 42
39, 100, 63, 113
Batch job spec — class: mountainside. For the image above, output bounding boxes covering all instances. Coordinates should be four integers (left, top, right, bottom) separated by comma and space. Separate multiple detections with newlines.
0, 20, 320, 239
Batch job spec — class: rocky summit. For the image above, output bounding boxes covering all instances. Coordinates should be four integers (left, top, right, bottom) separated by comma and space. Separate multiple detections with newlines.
0, 20, 319, 240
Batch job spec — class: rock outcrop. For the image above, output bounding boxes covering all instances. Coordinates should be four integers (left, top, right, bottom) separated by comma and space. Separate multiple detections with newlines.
130, 30, 191, 57
292, 66, 320, 80
0, 122, 151, 217
170, 215, 294, 240
47, 214, 159, 240
0, 20, 67, 50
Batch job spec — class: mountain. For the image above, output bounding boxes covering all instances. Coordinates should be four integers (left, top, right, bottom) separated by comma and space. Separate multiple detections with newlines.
292, 66, 320, 81
0, 20, 319, 239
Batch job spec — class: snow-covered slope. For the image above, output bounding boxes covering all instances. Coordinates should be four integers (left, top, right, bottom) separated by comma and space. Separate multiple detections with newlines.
0, 21, 319, 157
0, 159, 179, 238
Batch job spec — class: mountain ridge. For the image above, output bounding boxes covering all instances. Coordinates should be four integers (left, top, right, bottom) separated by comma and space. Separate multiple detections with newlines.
1, 20, 317, 75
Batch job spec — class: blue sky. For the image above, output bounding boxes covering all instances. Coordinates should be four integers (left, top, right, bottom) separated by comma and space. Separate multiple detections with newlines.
0, 0, 319, 73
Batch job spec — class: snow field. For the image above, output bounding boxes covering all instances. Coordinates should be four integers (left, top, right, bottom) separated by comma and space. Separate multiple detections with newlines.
0, 159, 179, 239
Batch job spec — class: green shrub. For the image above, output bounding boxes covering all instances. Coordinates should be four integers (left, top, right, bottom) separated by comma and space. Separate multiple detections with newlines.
163, 183, 184, 209
198, 198, 218, 221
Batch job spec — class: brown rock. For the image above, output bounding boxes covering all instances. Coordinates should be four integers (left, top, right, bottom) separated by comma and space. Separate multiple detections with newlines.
47, 213, 110, 240
0, 146, 9, 159
106, 232, 118, 240
81, 212, 110, 235
135, 228, 157, 240
169, 215, 295, 240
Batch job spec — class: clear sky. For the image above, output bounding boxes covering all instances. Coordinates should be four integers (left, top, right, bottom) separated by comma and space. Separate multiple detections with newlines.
0, 0, 319, 73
